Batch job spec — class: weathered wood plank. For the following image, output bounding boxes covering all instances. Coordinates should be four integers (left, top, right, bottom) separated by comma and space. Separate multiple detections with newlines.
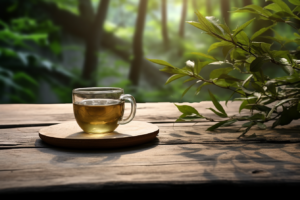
0, 102, 242, 127
1, 121, 300, 149
1, 143, 300, 192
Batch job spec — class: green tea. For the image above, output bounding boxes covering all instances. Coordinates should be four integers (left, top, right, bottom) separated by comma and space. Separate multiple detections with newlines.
73, 99, 124, 133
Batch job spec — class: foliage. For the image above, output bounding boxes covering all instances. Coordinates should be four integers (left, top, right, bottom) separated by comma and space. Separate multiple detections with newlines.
0, 13, 74, 103
148, 0, 300, 138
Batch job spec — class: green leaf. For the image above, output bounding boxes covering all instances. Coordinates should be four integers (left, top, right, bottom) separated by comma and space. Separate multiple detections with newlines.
271, 50, 289, 58
244, 4, 273, 16
272, 104, 300, 128
213, 78, 239, 88
252, 82, 265, 93
160, 66, 191, 75
207, 108, 228, 118
236, 31, 249, 47
147, 59, 175, 68
209, 67, 233, 79
242, 121, 256, 127
194, 10, 218, 33
251, 24, 276, 41
257, 122, 267, 129
231, 8, 259, 15
178, 114, 203, 121
239, 98, 257, 113
175, 104, 201, 116
267, 98, 299, 118
225, 90, 236, 106
233, 18, 255, 37
245, 104, 271, 114
230, 48, 248, 60
250, 57, 264, 72
265, 3, 283, 12
271, 0, 295, 16
218, 74, 243, 82
165, 74, 185, 85
181, 82, 197, 97
239, 100, 249, 113
13, 72, 38, 86
269, 11, 295, 20
191, 52, 217, 60
268, 74, 300, 85
208, 90, 227, 116
261, 43, 272, 55
249, 113, 266, 121
219, 24, 231, 35
183, 77, 196, 83
266, 83, 276, 95
293, 5, 300, 13
290, 0, 300, 6
221, 119, 238, 127
0, 75, 21, 89
208, 41, 234, 53
205, 16, 224, 35
159, 67, 181, 74
195, 61, 213, 75
242, 74, 253, 87
281, 65, 294, 76
186, 21, 210, 33
195, 82, 211, 95
207, 120, 230, 131
261, 36, 282, 45
222, 45, 234, 58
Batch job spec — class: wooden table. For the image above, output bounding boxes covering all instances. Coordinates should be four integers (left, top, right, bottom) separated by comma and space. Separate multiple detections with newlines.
1, 102, 300, 197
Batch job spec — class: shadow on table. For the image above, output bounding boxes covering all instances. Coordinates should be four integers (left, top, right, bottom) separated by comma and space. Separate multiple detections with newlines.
34, 138, 159, 166
162, 124, 300, 181
178, 142, 300, 181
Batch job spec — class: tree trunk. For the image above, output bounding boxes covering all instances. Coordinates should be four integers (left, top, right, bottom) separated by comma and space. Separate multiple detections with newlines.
220, 0, 230, 26
128, 0, 148, 86
81, 0, 109, 86
191, 0, 198, 20
78, 0, 94, 21
205, 0, 212, 16
179, 0, 187, 39
41, 2, 168, 88
161, 0, 169, 50
178, 0, 187, 56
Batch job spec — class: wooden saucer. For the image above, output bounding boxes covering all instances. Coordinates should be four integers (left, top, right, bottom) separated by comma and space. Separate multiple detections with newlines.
39, 121, 159, 149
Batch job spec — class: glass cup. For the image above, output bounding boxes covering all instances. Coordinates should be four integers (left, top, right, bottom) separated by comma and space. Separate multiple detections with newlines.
72, 87, 136, 133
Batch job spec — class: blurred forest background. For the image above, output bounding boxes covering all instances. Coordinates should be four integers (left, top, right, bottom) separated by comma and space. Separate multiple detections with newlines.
0, 0, 296, 103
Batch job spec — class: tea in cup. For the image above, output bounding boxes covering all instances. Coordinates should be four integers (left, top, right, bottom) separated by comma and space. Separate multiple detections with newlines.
72, 87, 136, 133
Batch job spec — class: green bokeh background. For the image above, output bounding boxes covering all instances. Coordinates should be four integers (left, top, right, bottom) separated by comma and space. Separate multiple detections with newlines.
0, 0, 295, 103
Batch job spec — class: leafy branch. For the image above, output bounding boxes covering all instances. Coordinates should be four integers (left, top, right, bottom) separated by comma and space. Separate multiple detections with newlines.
148, 0, 300, 138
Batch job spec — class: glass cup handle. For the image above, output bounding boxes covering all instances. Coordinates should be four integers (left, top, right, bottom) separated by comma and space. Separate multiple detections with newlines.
118, 94, 136, 125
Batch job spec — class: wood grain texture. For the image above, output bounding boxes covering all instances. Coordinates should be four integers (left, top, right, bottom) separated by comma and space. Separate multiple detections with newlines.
39, 121, 159, 149
2, 121, 300, 149
0, 102, 242, 127
1, 103, 300, 194
1, 143, 300, 192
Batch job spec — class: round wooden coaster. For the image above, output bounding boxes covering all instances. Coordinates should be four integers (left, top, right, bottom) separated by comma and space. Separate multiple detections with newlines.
39, 121, 159, 149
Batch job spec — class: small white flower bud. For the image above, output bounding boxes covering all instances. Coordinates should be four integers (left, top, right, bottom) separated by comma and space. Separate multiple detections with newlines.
186, 60, 194, 68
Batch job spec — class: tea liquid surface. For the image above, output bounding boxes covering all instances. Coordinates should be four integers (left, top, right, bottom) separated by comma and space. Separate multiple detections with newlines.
73, 99, 124, 133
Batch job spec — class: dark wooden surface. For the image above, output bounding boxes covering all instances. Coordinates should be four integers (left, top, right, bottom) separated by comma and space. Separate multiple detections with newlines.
1, 102, 300, 196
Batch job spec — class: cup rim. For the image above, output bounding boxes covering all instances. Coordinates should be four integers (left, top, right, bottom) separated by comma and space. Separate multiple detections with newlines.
72, 87, 124, 94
